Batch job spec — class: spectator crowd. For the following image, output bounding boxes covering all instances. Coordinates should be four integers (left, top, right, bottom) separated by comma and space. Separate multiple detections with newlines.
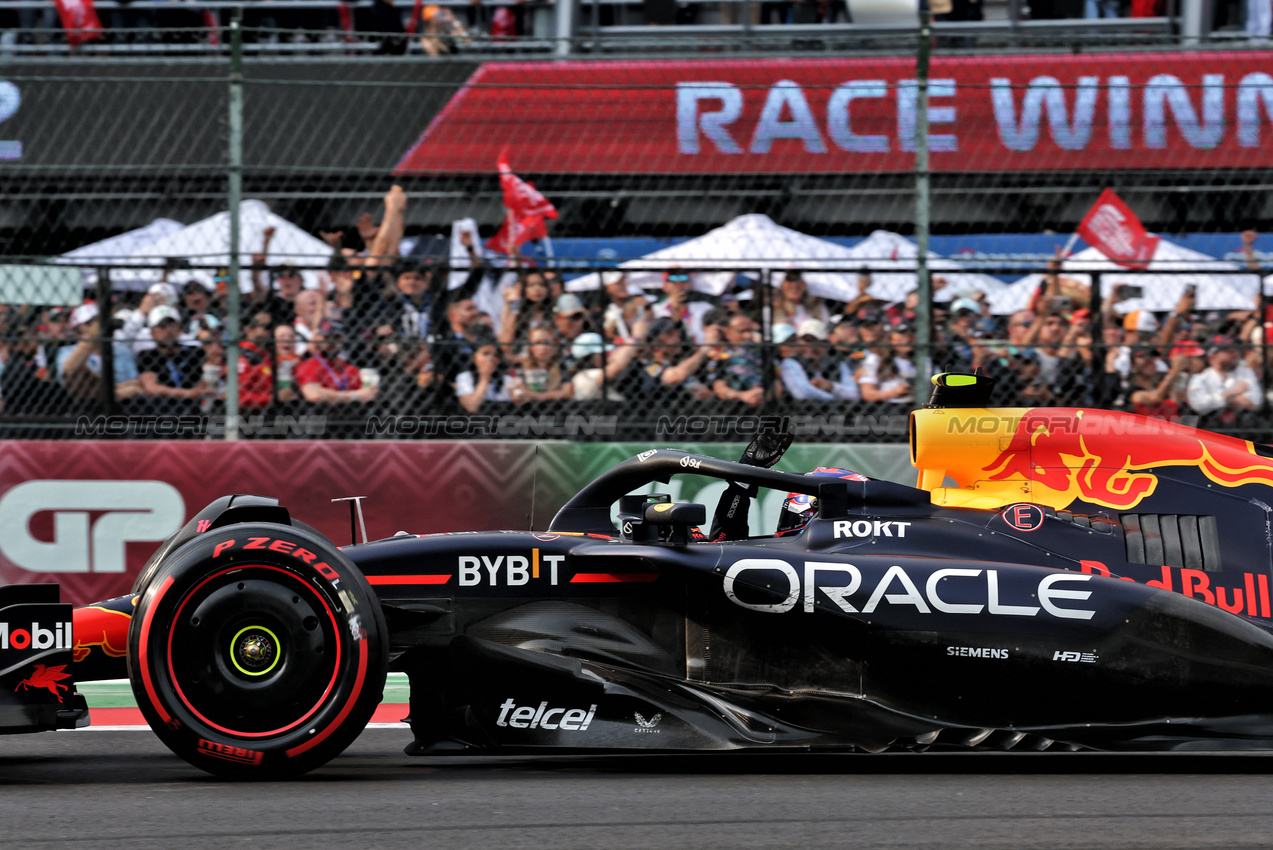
1, 186, 1272, 439
9, 0, 1260, 54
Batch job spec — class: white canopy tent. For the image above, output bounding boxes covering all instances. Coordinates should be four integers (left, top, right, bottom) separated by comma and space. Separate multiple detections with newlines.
56, 218, 186, 289
991, 237, 1261, 316
836, 230, 1005, 303
124, 200, 333, 293
567, 215, 1003, 304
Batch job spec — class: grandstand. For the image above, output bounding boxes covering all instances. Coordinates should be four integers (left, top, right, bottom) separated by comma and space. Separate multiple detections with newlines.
0, 5, 1270, 440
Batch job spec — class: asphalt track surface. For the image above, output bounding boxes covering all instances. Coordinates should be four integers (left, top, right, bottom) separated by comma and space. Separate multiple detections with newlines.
4, 729, 1273, 849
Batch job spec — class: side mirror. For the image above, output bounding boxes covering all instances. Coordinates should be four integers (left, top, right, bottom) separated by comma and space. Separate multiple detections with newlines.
643, 502, 707, 526
642, 501, 707, 546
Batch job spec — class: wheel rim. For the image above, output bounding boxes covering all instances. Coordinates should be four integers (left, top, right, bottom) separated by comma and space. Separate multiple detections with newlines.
230, 625, 281, 677
166, 565, 343, 738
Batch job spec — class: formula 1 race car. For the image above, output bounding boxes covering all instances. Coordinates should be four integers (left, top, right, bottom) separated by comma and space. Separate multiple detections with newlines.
9, 372, 1273, 777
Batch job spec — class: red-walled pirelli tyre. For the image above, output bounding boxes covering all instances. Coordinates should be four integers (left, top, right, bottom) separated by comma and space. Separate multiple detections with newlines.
127, 523, 388, 778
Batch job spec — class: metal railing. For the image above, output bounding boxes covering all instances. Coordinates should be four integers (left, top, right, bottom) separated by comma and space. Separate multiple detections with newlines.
0, 7, 1228, 58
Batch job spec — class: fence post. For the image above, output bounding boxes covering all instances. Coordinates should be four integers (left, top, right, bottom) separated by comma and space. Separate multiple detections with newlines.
225, 6, 243, 441
1181, 0, 1206, 45
759, 267, 773, 411
1261, 266, 1268, 417
555, 0, 577, 57
1091, 271, 1106, 408
96, 266, 116, 415
912, 5, 933, 406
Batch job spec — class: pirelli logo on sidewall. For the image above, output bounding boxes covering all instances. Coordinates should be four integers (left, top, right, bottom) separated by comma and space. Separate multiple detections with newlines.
197, 739, 264, 765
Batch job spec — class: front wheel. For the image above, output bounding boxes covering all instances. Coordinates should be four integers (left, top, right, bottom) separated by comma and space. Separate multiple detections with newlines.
128, 523, 388, 778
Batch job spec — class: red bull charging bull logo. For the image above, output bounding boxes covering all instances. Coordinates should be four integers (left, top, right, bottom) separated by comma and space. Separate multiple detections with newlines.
981, 409, 1273, 511
71, 603, 132, 663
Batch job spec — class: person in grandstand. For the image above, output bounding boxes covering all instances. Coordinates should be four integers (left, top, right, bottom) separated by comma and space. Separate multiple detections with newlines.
417, 4, 471, 55
250, 260, 305, 329
326, 253, 384, 339
569, 331, 642, 401
551, 294, 590, 366
512, 324, 574, 405
1187, 337, 1261, 424
821, 315, 862, 401
1126, 348, 1186, 420
857, 321, 917, 404
117, 283, 176, 354
194, 323, 228, 412
380, 261, 433, 341
770, 269, 830, 329
455, 334, 519, 413
935, 298, 980, 375
776, 324, 836, 401
498, 269, 556, 351
237, 311, 277, 411
710, 312, 766, 408
841, 270, 878, 322
136, 306, 213, 417
180, 281, 221, 335
651, 269, 714, 345
272, 323, 301, 406
432, 296, 490, 385
56, 303, 142, 404
1, 309, 72, 417
292, 290, 329, 358
853, 306, 887, 351
295, 321, 377, 407
601, 272, 653, 342
857, 348, 913, 404
39, 306, 74, 373
367, 327, 448, 417
620, 317, 714, 406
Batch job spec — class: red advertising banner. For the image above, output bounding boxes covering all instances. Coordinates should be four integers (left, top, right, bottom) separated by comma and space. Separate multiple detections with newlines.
397, 52, 1273, 175
0, 441, 554, 605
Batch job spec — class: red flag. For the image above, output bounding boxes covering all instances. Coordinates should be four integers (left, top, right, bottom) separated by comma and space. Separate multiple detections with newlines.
53, 0, 102, 47
1076, 188, 1160, 269
498, 157, 558, 221
485, 157, 556, 253
484, 213, 549, 254
336, 2, 356, 42
406, 0, 425, 34
203, 10, 220, 46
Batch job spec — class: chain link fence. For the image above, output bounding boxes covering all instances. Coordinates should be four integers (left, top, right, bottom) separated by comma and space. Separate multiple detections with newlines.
0, 259, 1267, 441
1, 43, 1271, 440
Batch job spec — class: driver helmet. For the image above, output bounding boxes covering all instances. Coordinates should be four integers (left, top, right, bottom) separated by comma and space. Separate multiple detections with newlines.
776, 467, 870, 536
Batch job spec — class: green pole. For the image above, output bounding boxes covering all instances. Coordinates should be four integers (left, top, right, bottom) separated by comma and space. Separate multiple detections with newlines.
913, 5, 933, 407
225, 7, 243, 440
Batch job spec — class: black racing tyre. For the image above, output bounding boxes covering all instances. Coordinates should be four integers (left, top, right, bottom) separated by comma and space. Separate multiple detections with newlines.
127, 523, 388, 778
